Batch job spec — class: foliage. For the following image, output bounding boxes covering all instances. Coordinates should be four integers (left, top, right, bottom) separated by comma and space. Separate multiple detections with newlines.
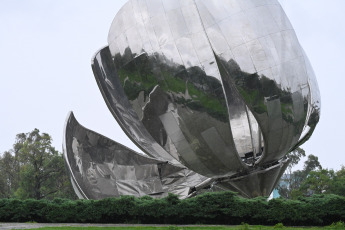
331, 166, 345, 196
276, 146, 345, 199
273, 223, 285, 229
286, 147, 306, 166
277, 149, 324, 199
239, 223, 250, 230
276, 148, 306, 199
298, 169, 334, 195
0, 129, 76, 200
297, 167, 345, 197
0, 192, 344, 226
330, 221, 345, 229
303, 154, 322, 175
0, 151, 19, 198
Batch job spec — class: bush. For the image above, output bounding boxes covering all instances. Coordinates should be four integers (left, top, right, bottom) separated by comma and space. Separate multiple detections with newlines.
330, 221, 345, 229
0, 192, 344, 225
274, 223, 285, 229
239, 222, 250, 230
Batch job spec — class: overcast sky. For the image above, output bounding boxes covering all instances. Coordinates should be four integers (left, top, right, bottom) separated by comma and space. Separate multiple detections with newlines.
1, 0, 344, 171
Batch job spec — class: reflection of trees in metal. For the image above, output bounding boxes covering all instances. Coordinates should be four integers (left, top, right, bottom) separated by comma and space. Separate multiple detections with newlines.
117, 49, 228, 123
216, 56, 313, 164
63, 0, 320, 199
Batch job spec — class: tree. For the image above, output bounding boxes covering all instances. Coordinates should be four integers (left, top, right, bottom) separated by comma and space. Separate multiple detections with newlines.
286, 147, 306, 166
298, 169, 334, 195
298, 166, 345, 197
331, 166, 345, 196
303, 154, 322, 176
276, 145, 324, 199
4, 128, 77, 200
0, 151, 19, 198
276, 147, 306, 199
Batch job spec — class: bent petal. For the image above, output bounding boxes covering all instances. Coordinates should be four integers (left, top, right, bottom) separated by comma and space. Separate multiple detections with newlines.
63, 111, 207, 199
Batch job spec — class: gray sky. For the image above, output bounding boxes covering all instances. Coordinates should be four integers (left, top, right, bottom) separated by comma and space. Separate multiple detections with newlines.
1, 0, 344, 171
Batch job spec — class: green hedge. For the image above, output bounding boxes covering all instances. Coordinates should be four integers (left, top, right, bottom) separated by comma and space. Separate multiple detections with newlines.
0, 192, 344, 226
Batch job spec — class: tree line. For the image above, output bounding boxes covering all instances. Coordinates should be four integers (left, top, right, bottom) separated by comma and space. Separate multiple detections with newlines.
0, 129, 344, 200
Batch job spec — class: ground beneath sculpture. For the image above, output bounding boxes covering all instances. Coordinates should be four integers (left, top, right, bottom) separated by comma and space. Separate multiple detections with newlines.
0, 223, 151, 229
0, 224, 236, 229
0, 223, 173, 229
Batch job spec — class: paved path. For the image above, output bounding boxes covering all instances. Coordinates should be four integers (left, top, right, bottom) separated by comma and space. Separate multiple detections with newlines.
0, 223, 225, 230
0, 223, 178, 230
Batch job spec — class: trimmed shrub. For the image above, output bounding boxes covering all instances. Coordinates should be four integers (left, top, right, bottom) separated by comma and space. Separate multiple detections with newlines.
0, 192, 344, 225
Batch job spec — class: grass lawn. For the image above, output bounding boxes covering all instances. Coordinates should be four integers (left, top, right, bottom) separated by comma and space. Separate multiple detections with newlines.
24, 225, 345, 230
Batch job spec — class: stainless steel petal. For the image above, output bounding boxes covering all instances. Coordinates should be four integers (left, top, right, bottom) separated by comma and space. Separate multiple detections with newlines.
92, 46, 179, 164
225, 159, 289, 197
201, 0, 312, 165
108, 0, 246, 178
63, 111, 208, 199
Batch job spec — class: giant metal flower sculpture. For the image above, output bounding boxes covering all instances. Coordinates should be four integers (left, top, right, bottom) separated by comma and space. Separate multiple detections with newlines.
63, 0, 321, 199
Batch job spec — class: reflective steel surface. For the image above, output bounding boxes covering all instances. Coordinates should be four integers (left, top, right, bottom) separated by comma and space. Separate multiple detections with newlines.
63, 112, 207, 199
64, 0, 320, 199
